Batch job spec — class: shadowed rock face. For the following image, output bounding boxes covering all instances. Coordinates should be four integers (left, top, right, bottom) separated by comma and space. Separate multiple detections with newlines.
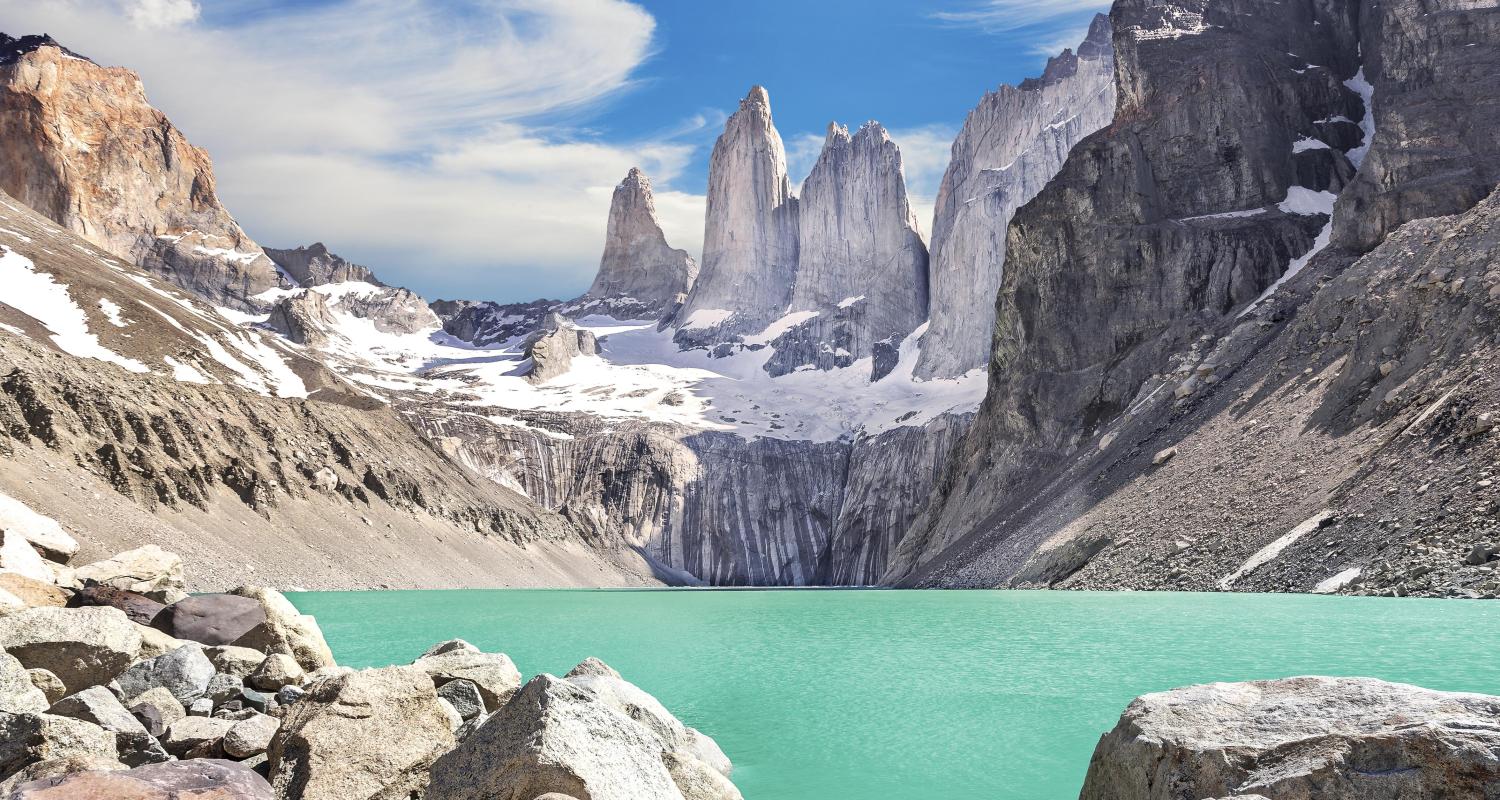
0, 39, 286, 310
263, 243, 382, 287
583, 168, 698, 319
674, 86, 800, 343
889, 0, 1367, 581
765, 122, 928, 380
914, 15, 1117, 380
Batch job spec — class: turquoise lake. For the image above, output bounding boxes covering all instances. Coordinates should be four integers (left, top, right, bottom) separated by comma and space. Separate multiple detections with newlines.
288, 589, 1500, 799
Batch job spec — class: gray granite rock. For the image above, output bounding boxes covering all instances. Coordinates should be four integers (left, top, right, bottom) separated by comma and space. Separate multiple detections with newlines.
263, 242, 382, 287
0, 607, 142, 695
0, 654, 47, 715
116, 644, 215, 707
581, 168, 698, 319
49, 686, 167, 767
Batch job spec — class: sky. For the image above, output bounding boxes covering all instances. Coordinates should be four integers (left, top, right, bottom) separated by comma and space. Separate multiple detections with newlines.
1, 0, 1110, 303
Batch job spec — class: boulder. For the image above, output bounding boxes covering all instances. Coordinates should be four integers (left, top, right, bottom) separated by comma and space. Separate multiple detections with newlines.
188, 697, 215, 717
0, 654, 47, 714
116, 644, 215, 707
273, 685, 304, 706
0, 606, 142, 694
0, 712, 118, 782
134, 624, 192, 661
127, 687, 185, 737
420, 639, 479, 659
3, 758, 273, 799
48, 686, 168, 767
267, 665, 455, 800
1078, 676, 1500, 800
663, 750, 744, 800
71, 546, 186, 603
436, 697, 464, 732
205, 672, 245, 705
0, 588, 23, 613
228, 587, 335, 673
412, 648, 521, 712
248, 653, 303, 692
0, 495, 78, 562
437, 678, 484, 720
564, 658, 731, 777
153, 593, 266, 646
24, 670, 64, 706
160, 715, 235, 758
222, 712, 279, 759
239, 688, 271, 714
68, 583, 165, 627
0, 531, 54, 584
427, 673, 732, 800
0, 754, 125, 794
0, 574, 68, 610
206, 645, 267, 679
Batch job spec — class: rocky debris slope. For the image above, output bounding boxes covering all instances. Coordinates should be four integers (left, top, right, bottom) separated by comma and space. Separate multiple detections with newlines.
1080, 676, 1500, 799
915, 15, 1116, 379
674, 86, 800, 344
0, 37, 288, 310
767, 122, 928, 380
580, 168, 698, 320
0, 542, 740, 800
888, 0, 1500, 592
263, 244, 382, 288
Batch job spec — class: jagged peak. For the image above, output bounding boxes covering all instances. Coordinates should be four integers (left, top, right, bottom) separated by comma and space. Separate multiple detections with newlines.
825, 121, 852, 144
620, 166, 651, 191
0, 33, 90, 66
854, 120, 892, 144
1017, 15, 1114, 92
744, 85, 771, 106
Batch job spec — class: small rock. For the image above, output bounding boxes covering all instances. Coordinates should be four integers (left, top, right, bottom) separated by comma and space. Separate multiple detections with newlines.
248, 653, 304, 692
126, 687, 185, 737
25, 669, 65, 706
1465, 543, 1496, 566
272, 685, 304, 706
239, 688, 272, 714
223, 712, 280, 759
205, 672, 245, 705
1152, 447, 1178, 466
188, 698, 214, 717
160, 715, 235, 757
437, 679, 485, 720
205, 645, 268, 679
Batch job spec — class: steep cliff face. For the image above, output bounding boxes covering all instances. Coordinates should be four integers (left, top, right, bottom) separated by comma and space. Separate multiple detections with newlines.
889, 0, 1500, 593
674, 86, 800, 343
581, 168, 698, 319
914, 16, 1117, 380
0, 36, 286, 310
765, 122, 929, 380
889, 0, 1366, 580
264, 243, 383, 287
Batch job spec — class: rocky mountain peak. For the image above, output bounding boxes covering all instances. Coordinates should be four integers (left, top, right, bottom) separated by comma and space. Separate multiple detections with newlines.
264, 242, 383, 288
582, 167, 698, 318
0, 33, 87, 66
0, 36, 286, 310
673, 84, 799, 342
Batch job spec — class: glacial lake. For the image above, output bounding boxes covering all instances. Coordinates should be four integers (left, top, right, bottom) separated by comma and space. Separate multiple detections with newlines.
289, 589, 1500, 799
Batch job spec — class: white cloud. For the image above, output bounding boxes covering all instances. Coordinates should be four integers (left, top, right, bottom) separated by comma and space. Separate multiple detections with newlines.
123, 0, 199, 30
933, 0, 1110, 34
1027, 24, 1094, 56
0, 0, 704, 302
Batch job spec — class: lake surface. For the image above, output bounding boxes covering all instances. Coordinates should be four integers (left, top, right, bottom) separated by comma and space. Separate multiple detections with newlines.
289, 589, 1500, 799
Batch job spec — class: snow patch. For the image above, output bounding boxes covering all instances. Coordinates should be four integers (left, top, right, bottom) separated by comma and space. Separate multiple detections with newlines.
164, 356, 213, 384
1219, 510, 1334, 588
98, 298, 129, 327
1343, 68, 1376, 167
1277, 187, 1338, 216
0, 247, 148, 373
836, 295, 866, 309
743, 310, 818, 346
1292, 137, 1330, 152
1314, 567, 1362, 594
679, 308, 733, 330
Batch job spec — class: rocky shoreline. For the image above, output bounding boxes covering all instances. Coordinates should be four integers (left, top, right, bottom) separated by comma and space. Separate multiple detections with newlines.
1, 495, 742, 799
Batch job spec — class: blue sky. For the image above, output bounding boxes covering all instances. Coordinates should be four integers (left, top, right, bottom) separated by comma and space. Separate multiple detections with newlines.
2, 0, 1109, 303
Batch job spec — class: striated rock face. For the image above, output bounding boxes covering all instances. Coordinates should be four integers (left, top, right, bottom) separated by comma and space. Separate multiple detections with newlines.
1080, 677, 1500, 800
766, 122, 928, 380
889, 0, 1366, 582
1332, 0, 1500, 252
914, 15, 1116, 379
582, 168, 698, 319
0, 37, 285, 309
262, 243, 382, 287
674, 86, 799, 343
523, 314, 599, 385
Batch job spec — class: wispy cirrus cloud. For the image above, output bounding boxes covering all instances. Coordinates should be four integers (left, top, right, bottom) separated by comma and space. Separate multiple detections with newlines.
0, 0, 707, 302
932, 0, 1110, 34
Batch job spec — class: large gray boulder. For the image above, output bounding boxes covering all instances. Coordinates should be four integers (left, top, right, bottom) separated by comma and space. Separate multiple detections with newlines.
152, 593, 266, 646
1079, 676, 1500, 800
411, 646, 521, 712
3, 757, 272, 799
0, 531, 54, 584
0, 654, 47, 715
71, 546, 185, 603
48, 686, 168, 766
0, 493, 78, 563
0, 607, 141, 694
427, 673, 740, 800
227, 587, 336, 673
267, 665, 455, 800
0, 712, 119, 782
159, 715, 235, 758
115, 644, 215, 707
563, 658, 730, 777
